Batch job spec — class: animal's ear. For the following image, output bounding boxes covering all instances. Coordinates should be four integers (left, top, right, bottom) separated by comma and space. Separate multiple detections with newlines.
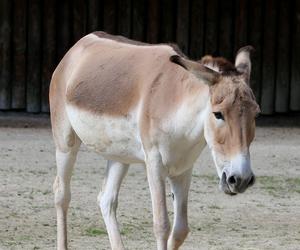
235, 46, 254, 84
170, 55, 220, 86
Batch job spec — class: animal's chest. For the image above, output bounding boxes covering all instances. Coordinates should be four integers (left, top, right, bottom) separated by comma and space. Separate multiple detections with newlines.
66, 105, 145, 164
156, 130, 207, 176
153, 108, 208, 176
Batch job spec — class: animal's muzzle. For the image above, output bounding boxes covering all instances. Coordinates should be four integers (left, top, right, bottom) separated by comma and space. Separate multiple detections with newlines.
220, 171, 255, 195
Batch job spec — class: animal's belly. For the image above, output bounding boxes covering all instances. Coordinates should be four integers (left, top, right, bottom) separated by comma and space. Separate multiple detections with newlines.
66, 105, 145, 164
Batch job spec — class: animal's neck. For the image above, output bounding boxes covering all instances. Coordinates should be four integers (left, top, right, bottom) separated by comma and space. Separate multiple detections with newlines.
203, 97, 213, 149
176, 79, 210, 141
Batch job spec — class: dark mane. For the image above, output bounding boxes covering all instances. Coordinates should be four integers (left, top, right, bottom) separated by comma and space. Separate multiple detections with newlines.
93, 31, 149, 46
166, 43, 186, 57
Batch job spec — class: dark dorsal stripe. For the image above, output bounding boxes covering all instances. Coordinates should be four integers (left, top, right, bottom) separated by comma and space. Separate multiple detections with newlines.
92, 31, 186, 58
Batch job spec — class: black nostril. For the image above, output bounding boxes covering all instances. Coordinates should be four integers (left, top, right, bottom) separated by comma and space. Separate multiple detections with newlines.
248, 175, 256, 186
228, 175, 237, 185
221, 172, 227, 182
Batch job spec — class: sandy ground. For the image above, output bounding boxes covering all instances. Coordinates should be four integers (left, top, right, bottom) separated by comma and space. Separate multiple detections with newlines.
0, 118, 300, 250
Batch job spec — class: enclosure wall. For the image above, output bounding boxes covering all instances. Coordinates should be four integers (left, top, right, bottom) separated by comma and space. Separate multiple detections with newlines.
0, 0, 299, 114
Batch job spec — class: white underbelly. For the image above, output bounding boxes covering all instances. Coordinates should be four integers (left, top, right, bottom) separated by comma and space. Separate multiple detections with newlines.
66, 105, 145, 164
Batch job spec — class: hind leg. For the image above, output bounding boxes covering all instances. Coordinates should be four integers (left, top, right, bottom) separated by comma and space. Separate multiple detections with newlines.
98, 160, 129, 250
53, 135, 81, 250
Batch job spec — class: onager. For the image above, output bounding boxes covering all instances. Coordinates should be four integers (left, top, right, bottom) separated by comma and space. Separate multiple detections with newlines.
50, 31, 260, 250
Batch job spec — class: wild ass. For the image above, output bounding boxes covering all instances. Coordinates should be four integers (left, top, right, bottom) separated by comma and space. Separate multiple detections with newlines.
50, 31, 260, 250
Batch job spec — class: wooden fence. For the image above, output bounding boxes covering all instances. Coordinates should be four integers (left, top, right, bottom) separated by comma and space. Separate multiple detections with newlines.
0, 0, 299, 114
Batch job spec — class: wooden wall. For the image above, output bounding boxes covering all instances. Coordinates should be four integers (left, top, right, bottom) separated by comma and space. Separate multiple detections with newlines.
0, 0, 299, 114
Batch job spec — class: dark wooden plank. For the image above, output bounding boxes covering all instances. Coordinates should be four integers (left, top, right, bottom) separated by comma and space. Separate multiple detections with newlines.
275, 0, 291, 113
12, 0, 27, 109
260, 0, 278, 114
189, 0, 204, 59
41, 0, 56, 112
56, 0, 72, 62
87, 0, 100, 33
118, 0, 131, 37
248, 0, 263, 104
146, 0, 159, 43
27, 0, 42, 112
176, 0, 189, 54
160, 0, 176, 43
131, 0, 146, 41
218, 0, 234, 60
73, 0, 87, 43
204, 0, 219, 55
0, 0, 12, 109
290, 0, 300, 111
102, 0, 117, 34
234, 0, 248, 52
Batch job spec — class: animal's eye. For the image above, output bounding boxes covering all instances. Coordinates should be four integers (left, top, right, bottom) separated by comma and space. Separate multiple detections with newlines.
213, 112, 224, 120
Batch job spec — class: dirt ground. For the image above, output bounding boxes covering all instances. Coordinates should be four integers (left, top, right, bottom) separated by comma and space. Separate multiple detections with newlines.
0, 116, 300, 250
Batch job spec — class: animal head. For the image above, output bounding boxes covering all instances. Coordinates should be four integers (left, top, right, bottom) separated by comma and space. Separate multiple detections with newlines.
170, 46, 260, 195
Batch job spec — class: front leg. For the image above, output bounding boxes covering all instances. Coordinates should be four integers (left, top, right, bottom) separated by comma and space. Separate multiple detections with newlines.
146, 150, 170, 250
168, 168, 193, 250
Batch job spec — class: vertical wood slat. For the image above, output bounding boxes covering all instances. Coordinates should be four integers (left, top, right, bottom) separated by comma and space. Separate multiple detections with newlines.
131, 0, 146, 41
12, 0, 27, 109
261, 0, 278, 114
103, 0, 117, 34
204, 0, 219, 55
248, 0, 263, 104
160, 0, 176, 42
118, 0, 131, 37
147, 0, 159, 43
87, 0, 100, 33
189, 0, 204, 59
234, 0, 248, 52
290, 0, 300, 111
27, 0, 42, 112
57, 0, 72, 62
219, 0, 235, 60
73, 0, 87, 43
275, 0, 291, 113
41, 0, 56, 112
176, 0, 190, 55
0, 0, 12, 109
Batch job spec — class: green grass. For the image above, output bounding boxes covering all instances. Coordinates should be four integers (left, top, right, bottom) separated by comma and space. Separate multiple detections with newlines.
257, 176, 300, 197
208, 205, 221, 210
85, 223, 149, 237
85, 227, 107, 236
194, 174, 218, 182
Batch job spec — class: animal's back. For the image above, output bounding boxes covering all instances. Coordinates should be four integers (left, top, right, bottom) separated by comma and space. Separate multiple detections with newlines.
50, 32, 178, 163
